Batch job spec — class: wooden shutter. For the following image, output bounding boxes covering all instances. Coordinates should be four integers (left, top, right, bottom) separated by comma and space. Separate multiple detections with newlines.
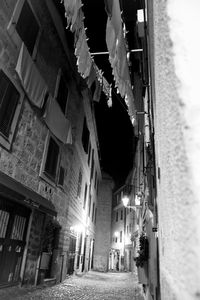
0, 71, 20, 137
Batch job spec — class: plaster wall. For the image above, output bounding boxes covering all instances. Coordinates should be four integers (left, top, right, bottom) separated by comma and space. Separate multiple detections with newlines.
149, 1, 200, 299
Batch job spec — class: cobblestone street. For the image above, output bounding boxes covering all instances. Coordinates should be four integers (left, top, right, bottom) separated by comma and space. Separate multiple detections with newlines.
0, 271, 144, 300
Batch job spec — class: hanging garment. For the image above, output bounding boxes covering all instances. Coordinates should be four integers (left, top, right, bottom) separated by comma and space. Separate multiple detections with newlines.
44, 95, 72, 144
64, 0, 82, 30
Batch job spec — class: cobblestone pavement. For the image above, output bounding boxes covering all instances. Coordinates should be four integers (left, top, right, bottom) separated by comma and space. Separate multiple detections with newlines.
0, 271, 145, 300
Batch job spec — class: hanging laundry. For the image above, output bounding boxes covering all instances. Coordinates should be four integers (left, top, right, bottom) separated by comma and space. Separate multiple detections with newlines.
87, 64, 96, 88
105, 0, 136, 122
64, 0, 82, 31
104, 0, 113, 17
93, 77, 102, 102
107, 85, 112, 107
43, 95, 72, 144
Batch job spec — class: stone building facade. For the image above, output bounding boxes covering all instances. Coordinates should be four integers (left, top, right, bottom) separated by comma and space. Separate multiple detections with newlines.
93, 172, 114, 272
0, 0, 101, 287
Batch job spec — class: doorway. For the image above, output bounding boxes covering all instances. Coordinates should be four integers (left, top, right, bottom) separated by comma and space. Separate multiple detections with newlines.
0, 197, 30, 286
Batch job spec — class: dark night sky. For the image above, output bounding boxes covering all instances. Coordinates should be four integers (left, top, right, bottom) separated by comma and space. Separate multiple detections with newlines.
82, 1, 135, 189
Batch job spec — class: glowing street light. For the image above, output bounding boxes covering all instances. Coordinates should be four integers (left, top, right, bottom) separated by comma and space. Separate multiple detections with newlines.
122, 193, 142, 209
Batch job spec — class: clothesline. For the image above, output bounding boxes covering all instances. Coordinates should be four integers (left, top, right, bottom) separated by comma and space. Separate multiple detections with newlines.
91, 49, 143, 56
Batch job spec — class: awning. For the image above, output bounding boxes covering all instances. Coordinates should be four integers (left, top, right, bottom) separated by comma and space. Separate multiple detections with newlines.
0, 171, 57, 216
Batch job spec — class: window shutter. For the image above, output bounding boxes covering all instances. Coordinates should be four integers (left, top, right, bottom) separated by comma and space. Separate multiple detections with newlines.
58, 166, 65, 186
0, 71, 19, 138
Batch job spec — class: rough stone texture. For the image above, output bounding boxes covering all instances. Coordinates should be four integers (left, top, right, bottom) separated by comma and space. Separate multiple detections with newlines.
93, 173, 114, 272
0, 0, 100, 285
0, 271, 145, 300
150, 1, 200, 299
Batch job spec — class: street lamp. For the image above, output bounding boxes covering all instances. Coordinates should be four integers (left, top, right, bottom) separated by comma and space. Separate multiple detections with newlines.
122, 193, 142, 210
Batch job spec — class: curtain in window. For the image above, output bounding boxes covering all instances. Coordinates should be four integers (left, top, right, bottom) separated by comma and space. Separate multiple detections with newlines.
15, 43, 47, 108
44, 95, 72, 144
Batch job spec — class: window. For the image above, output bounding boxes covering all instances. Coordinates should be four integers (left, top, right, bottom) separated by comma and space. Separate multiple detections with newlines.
94, 171, 97, 189
77, 169, 82, 198
116, 194, 119, 205
116, 211, 118, 222
87, 141, 91, 165
83, 184, 88, 209
15, 1, 39, 55
88, 194, 92, 217
58, 166, 65, 186
56, 74, 68, 114
0, 71, 20, 138
44, 136, 60, 181
92, 203, 95, 222
94, 207, 97, 224
120, 209, 123, 220
97, 180, 99, 195
90, 150, 94, 180
120, 231, 122, 243
0, 70, 23, 149
7, 0, 41, 59
82, 117, 89, 153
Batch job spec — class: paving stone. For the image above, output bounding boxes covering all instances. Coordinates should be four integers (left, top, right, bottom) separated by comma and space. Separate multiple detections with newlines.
0, 271, 145, 300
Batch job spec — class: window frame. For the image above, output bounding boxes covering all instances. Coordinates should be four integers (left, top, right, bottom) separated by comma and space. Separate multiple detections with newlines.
54, 69, 69, 116
120, 231, 122, 243
77, 168, 82, 198
0, 68, 24, 150
81, 117, 90, 154
116, 211, 118, 222
83, 183, 88, 209
57, 165, 65, 187
40, 132, 61, 186
7, 0, 42, 60
120, 209, 123, 220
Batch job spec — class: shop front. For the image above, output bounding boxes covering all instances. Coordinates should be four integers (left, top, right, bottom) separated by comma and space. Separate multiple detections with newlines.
0, 171, 57, 287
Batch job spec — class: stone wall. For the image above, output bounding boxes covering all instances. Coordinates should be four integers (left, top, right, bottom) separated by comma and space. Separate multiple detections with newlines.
0, 0, 84, 282
93, 173, 114, 272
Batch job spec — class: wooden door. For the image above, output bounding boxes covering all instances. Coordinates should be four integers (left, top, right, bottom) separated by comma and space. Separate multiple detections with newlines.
67, 236, 76, 275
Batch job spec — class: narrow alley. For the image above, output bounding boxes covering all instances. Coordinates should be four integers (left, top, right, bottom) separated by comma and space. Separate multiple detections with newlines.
0, 0, 200, 299
0, 271, 144, 300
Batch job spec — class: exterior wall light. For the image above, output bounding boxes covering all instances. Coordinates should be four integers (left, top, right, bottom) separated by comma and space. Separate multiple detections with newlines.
122, 195, 130, 207
70, 224, 84, 234
122, 193, 142, 210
